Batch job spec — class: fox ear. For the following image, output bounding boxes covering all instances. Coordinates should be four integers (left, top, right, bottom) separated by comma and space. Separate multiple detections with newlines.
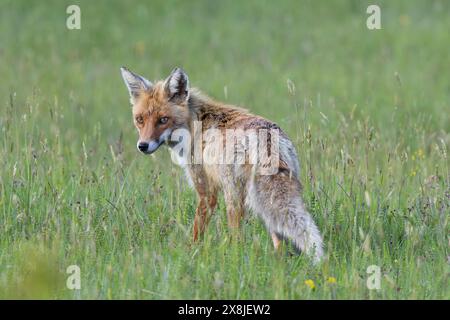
120, 67, 153, 104
165, 67, 189, 103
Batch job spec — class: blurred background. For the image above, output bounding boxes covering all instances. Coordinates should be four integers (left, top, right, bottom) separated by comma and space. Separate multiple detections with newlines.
1, 1, 449, 131
0, 0, 448, 299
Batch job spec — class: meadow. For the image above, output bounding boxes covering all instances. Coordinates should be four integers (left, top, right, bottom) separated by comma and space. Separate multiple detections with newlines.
0, 0, 448, 299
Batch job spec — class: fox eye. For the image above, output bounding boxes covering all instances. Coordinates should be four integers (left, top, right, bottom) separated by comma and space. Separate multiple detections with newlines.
135, 116, 144, 125
159, 117, 169, 124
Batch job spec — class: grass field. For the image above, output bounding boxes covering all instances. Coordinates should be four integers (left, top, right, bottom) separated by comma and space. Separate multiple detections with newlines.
0, 0, 449, 299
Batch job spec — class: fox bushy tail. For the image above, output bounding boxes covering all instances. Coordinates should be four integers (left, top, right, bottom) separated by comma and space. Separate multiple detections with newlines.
246, 172, 324, 263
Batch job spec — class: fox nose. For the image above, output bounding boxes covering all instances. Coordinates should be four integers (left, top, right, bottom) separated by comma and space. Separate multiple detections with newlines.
138, 142, 149, 153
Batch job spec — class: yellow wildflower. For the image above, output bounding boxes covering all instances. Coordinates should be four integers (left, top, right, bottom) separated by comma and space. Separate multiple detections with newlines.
417, 148, 424, 159
305, 279, 315, 289
327, 277, 337, 284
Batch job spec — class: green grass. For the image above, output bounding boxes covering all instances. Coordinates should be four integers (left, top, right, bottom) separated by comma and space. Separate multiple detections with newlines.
0, 0, 449, 299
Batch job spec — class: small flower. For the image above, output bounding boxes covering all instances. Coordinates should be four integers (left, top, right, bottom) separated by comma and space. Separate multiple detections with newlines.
410, 170, 416, 177
327, 277, 337, 284
304, 279, 315, 290
417, 148, 424, 159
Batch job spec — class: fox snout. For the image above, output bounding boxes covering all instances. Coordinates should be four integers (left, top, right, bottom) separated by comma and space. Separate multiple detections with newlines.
137, 140, 162, 154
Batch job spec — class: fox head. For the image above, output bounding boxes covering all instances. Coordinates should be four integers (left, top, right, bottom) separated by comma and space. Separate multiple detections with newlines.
120, 67, 190, 154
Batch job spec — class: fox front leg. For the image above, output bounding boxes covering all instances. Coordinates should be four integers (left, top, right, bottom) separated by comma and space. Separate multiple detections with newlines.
193, 198, 208, 242
189, 167, 214, 242
192, 190, 218, 242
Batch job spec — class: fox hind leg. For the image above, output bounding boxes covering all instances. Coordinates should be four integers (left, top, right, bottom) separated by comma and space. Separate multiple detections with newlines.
271, 232, 282, 250
221, 171, 246, 230
224, 191, 245, 230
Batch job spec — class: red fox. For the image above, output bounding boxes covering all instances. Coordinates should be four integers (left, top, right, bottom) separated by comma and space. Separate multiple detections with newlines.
120, 67, 324, 263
